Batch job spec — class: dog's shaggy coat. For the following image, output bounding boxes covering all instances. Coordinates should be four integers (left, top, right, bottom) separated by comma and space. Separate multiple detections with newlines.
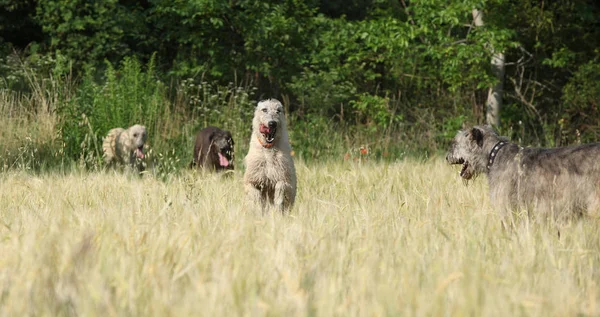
446, 125, 600, 219
191, 126, 234, 172
102, 124, 147, 171
243, 99, 297, 212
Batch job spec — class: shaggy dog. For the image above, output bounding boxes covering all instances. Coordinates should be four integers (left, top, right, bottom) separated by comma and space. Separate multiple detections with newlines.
446, 125, 600, 220
190, 126, 234, 172
102, 124, 147, 171
243, 99, 297, 212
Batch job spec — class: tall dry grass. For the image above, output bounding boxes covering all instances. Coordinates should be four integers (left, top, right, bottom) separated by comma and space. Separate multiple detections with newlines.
0, 53, 430, 174
0, 86, 64, 171
0, 159, 599, 316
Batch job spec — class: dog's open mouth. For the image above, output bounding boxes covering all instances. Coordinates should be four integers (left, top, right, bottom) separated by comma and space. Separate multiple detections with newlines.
456, 160, 474, 180
449, 157, 472, 180
259, 124, 276, 143
217, 152, 230, 167
134, 146, 145, 159
459, 161, 472, 179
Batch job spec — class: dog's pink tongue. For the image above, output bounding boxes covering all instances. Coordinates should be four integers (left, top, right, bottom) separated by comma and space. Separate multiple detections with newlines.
135, 148, 145, 159
260, 125, 270, 134
218, 152, 229, 167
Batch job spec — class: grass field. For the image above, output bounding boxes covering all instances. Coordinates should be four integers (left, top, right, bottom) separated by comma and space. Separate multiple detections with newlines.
1, 158, 599, 316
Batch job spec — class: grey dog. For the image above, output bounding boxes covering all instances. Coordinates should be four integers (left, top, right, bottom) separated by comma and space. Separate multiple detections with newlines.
446, 125, 600, 219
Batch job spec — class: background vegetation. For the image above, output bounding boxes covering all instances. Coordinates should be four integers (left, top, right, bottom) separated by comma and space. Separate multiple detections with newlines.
1, 0, 600, 171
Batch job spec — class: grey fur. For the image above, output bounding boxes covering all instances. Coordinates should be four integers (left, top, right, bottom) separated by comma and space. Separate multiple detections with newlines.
446, 125, 600, 219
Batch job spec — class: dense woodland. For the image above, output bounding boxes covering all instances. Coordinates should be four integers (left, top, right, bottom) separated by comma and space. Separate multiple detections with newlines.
1, 0, 600, 167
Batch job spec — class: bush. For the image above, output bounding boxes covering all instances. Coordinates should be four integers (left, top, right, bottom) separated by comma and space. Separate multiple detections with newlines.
560, 60, 600, 144
58, 55, 168, 166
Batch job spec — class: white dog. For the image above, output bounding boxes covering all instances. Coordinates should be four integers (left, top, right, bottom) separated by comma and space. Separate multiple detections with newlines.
102, 124, 147, 171
243, 99, 297, 212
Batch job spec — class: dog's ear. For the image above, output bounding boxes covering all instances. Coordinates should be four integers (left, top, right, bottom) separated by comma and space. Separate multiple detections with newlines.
471, 127, 484, 147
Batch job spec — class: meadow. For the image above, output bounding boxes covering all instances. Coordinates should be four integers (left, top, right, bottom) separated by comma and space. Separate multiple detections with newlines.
1, 55, 599, 316
3, 1, 600, 313
1, 159, 599, 316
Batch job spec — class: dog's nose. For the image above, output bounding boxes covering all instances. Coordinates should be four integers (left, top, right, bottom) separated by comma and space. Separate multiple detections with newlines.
268, 121, 277, 129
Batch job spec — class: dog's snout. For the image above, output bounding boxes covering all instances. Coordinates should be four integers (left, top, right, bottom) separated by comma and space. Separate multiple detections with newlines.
268, 121, 277, 129
445, 153, 457, 163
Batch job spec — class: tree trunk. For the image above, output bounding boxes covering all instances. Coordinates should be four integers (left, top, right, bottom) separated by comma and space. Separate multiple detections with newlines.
472, 9, 505, 127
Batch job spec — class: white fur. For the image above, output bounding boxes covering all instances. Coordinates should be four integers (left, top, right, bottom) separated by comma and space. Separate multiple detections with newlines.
243, 99, 297, 212
102, 124, 147, 171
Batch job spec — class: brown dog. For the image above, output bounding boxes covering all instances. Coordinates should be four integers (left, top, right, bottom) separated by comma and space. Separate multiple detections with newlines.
191, 126, 234, 171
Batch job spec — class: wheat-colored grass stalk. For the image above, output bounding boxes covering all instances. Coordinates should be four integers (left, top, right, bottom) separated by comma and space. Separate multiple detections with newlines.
0, 159, 598, 316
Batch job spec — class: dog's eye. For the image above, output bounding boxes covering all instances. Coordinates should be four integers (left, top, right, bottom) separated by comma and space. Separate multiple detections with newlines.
261, 108, 267, 113
133, 133, 138, 137
276, 109, 282, 114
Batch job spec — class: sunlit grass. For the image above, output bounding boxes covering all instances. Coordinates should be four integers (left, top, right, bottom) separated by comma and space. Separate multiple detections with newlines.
0, 159, 599, 316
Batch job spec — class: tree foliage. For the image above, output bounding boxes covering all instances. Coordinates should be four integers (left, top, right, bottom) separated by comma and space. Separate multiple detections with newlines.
2, 0, 600, 147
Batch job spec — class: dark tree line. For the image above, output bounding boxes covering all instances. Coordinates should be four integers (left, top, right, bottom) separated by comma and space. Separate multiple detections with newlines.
2, 0, 600, 146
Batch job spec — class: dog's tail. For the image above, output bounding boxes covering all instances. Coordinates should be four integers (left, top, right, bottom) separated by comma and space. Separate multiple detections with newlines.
102, 128, 124, 163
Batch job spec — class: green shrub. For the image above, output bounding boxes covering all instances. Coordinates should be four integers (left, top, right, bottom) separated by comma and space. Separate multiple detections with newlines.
58, 55, 168, 166
560, 60, 600, 144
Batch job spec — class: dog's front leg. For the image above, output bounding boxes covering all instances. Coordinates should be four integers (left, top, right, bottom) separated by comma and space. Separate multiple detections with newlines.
274, 181, 288, 213
245, 182, 264, 209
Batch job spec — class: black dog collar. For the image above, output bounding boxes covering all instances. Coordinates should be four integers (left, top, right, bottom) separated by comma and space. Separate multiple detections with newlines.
487, 141, 507, 170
